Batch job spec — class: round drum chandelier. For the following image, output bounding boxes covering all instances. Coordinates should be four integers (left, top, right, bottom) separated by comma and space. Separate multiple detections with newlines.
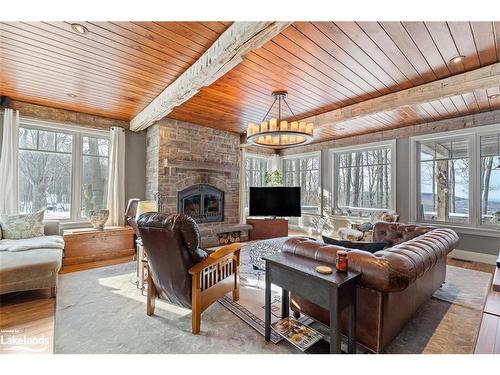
246, 91, 314, 148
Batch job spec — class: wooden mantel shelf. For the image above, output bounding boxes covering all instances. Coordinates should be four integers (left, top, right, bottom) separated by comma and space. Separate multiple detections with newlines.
164, 159, 236, 174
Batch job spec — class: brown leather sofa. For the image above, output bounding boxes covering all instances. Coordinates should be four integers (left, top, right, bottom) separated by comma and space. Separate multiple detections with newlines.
284, 222, 459, 353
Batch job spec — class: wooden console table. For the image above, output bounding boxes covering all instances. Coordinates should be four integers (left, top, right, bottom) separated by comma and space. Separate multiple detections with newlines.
63, 226, 135, 266
263, 252, 359, 354
246, 218, 288, 241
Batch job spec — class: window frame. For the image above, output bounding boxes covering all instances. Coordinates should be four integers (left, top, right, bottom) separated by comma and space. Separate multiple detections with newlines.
409, 123, 500, 232
244, 153, 270, 209
330, 140, 396, 218
18, 117, 110, 222
281, 151, 322, 214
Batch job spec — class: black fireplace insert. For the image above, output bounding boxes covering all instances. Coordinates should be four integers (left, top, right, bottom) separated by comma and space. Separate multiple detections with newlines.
177, 184, 224, 223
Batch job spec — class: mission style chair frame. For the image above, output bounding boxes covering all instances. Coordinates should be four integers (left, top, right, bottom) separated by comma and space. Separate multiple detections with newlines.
146, 243, 242, 334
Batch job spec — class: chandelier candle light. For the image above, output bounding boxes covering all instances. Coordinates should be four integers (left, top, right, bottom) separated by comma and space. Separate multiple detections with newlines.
246, 91, 314, 148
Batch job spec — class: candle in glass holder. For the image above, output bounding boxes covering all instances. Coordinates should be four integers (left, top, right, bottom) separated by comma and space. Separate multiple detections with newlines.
336, 250, 348, 272
270, 118, 278, 131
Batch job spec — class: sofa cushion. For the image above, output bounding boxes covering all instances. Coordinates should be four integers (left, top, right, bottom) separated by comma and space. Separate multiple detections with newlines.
322, 235, 387, 253
0, 210, 45, 240
0, 247, 63, 295
373, 222, 433, 247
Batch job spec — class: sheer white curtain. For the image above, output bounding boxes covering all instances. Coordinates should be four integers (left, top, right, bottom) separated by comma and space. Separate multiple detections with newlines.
239, 147, 246, 224
0, 109, 20, 215
106, 127, 126, 226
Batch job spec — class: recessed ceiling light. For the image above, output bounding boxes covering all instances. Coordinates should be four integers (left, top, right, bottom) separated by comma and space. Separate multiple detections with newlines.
450, 55, 465, 64
67, 93, 78, 98
488, 93, 500, 99
70, 23, 88, 35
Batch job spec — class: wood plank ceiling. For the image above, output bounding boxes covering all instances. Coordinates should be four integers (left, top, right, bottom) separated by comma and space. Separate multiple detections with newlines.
1, 21, 499, 143
0, 21, 232, 120
167, 22, 500, 142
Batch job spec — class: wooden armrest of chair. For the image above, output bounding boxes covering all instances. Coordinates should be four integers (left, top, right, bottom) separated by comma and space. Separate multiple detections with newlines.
188, 242, 242, 275
188, 242, 242, 334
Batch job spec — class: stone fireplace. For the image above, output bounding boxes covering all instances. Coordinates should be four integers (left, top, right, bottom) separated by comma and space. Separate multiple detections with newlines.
177, 184, 224, 224
146, 118, 251, 247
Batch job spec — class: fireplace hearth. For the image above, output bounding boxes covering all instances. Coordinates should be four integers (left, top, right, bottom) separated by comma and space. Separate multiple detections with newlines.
177, 184, 224, 224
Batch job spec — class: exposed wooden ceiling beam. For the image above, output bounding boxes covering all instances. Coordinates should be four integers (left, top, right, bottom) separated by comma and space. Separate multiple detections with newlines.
130, 21, 292, 131
303, 62, 500, 128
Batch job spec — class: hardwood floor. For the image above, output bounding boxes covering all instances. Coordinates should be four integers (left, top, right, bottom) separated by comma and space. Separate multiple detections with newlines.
0, 289, 55, 354
447, 257, 496, 274
0, 256, 132, 354
0, 251, 496, 354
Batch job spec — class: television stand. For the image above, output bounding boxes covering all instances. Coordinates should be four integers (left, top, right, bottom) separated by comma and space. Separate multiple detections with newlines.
247, 217, 288, 241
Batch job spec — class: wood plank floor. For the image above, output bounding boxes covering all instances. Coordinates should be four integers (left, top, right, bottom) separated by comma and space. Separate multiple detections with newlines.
0, 256, 132, 354
0, 253, 496, 354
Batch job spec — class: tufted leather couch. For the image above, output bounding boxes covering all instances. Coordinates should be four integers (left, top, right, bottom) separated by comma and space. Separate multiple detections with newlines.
284, 222, 459, 353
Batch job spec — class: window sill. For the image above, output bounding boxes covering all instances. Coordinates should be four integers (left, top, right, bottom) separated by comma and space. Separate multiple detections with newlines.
410, 221, 500, 238
44, 219, 91, 224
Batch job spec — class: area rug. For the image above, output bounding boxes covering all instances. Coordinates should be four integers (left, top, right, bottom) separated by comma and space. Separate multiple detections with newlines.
55, 247, 491, 354
384, 265, 491, 354
218, 247, 314, 344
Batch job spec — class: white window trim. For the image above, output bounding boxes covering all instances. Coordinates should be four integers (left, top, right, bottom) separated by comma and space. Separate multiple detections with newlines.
244, 153, 272, 211
409, 123, 500, 235
330, 139, 397, 217
18, 116, 109, 223
281, 151, 322, 214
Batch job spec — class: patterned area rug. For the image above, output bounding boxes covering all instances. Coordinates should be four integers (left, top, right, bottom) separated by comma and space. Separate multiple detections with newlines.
218, 246, 314, 343
54, 245, 491, 354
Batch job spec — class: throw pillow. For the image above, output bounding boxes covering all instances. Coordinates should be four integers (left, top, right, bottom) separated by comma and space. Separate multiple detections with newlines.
358, 222, 374, 232
322, 235, 386, 254
0, 210, 45, 240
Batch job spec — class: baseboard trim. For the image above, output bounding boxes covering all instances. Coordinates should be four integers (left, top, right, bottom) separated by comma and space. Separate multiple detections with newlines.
448, 249, 498, 265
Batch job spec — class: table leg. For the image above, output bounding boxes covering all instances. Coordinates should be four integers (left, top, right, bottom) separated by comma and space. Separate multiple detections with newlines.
265, 265, 271, 342
347, 296, 357, 354
329, 288, 341, 354
281, 288, 289, 319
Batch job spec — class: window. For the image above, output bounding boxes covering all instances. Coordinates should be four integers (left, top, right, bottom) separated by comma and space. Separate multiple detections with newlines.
282, 154, 320, 212
333, 144, 393, 217
19, 128, 73, 219
411, 125, 500, 230
417, 137, 470, 224
18, 120, 110, 221
480, 133, 500, 226
81, 136, 110, 218
245, 155, 268, 207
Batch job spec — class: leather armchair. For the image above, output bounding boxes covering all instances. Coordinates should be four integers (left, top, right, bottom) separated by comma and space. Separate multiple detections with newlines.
137, 212, 241, 334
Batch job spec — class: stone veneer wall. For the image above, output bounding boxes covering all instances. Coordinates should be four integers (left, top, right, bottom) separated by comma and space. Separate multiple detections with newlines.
146, 118, 241, 234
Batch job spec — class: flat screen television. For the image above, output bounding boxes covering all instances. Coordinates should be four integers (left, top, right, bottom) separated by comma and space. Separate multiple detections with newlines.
249, 187, 301, 217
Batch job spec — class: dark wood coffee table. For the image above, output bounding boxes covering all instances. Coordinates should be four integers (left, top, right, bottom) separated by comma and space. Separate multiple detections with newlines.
263, 252, 360, 354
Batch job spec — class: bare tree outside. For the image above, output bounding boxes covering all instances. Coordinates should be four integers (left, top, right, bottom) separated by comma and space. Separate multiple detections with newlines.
418, 139, 469, 224
18, 127, 110, 220
245, 156, 268, 207
81, 136, 109, 218
283, 156, 320, 212
480, 134, 500, 225
18, 128, 72, 219
336, 147, 392, 217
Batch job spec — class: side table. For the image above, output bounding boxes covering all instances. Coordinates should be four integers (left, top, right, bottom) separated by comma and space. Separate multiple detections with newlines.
264, 252, 359, 354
